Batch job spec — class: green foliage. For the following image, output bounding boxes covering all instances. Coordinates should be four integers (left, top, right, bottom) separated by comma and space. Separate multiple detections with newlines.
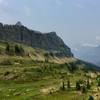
4, 71, 10, 76
88, 95, 94, 100
61, 81, 65, 91
97, 77, 100, 86
5, 43, 15, 55
44, 53, 50, 57
15, 44, 21, 54
5, 43, 10, 52
82, 85, 87, 93
49, 52, 54, 57
67, 80, 70, 89
0, 41, 100, 100
67, 62, 77, 72
86, 78, 91, 89
76, 81, 81, 91
5, 43, 25, 56
78, 79, 84, 84
0, 56, 99, 99
0, 59, 13, 65
15, 44, 24, 55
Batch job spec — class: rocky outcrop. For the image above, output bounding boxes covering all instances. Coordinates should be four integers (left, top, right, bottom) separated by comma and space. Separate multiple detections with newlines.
0, 22, 73, 57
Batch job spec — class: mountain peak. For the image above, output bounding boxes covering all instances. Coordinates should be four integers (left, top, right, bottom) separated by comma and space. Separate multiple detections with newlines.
15, 21, 23, 27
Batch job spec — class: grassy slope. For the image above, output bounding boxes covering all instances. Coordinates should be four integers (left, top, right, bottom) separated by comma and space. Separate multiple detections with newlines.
0, 41, 100, 100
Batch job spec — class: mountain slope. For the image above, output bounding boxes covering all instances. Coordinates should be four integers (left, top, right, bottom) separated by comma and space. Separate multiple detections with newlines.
0, 28, 100, 99
0, 41, 100, 100
0, 22, 73, 57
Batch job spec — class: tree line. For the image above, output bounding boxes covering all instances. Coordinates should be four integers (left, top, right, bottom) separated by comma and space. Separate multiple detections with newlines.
5, 43, 25, 56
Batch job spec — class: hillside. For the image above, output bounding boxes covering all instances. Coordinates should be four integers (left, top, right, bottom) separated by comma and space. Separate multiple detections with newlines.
0, 23, 100, 99
0, 22, 73, 57
0, 41, 100, 100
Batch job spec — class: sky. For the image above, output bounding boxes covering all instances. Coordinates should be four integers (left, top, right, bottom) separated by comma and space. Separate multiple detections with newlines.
0, 0, 100, 48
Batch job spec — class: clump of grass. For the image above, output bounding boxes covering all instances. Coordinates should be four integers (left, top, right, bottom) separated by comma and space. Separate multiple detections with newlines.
0, 59, 13, 65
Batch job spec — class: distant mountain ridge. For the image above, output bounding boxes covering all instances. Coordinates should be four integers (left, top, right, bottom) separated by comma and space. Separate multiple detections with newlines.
73, 45, 100, 66
0, 22, 73, 57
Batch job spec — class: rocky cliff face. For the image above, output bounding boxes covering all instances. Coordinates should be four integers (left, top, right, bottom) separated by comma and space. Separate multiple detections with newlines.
0, 22, 73, 57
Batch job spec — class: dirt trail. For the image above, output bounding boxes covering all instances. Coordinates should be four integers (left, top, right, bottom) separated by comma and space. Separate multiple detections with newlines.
40, 85, 60, 95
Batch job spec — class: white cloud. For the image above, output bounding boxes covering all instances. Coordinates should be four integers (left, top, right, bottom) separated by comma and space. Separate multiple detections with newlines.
82, 43, 98, 47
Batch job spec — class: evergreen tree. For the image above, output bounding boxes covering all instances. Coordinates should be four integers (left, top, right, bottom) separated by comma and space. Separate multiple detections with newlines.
62, 81, 65, 90
15, 44, 24, 55
88, 95, 94, 100
82, 85, 87, 93
76, 81, 81, 91
86, 78, 91, 89
19, 45, 24, 55
5, 43, 15, 55
67, 79, 70, 89
15, 44, 20, 54
97, 78, 100, 86
5, 43, 10, 53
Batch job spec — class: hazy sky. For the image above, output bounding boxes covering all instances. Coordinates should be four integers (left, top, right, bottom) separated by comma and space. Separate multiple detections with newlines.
0, 0, 100, 48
